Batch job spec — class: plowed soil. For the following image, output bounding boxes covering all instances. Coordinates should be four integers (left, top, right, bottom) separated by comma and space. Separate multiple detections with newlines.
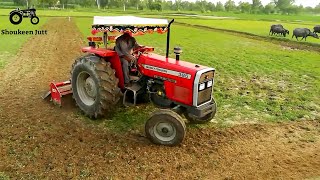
0, 18, 320, 179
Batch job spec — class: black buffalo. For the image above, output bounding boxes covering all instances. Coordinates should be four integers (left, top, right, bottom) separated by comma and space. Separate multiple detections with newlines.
292, 28, 319, 41
269, 24, 289, 37
314, 25, 320, 34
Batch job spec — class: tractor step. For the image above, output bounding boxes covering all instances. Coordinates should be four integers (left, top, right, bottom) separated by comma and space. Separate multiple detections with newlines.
129, 75, 140, 82
123, 82, 142, 107
42, 80, 72, 106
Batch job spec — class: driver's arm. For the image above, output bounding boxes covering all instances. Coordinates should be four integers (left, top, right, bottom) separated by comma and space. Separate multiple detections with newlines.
115, 40, 135, 62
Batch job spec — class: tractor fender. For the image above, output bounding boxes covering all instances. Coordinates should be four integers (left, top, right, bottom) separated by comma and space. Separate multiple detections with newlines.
10, 10, 22, 15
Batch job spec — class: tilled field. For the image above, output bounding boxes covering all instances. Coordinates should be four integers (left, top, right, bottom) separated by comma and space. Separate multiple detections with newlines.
0, 18, 319, 179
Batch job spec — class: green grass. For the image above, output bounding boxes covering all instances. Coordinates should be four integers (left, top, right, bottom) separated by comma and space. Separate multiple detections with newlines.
176, 19, 320, 44
203, 11, 320, 22
1, 8, 318, 21
75, 17, 320, 129
0, 172, 10, 180
0, 16, 47, 68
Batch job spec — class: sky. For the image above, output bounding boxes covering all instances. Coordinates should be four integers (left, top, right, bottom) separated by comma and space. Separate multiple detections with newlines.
188, 0, 320, 8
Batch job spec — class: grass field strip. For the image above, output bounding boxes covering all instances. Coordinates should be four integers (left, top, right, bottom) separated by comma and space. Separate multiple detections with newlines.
176, 22, 320, 52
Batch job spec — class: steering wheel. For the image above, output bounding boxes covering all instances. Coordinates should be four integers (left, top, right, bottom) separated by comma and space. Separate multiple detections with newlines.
132, 46, 146, 61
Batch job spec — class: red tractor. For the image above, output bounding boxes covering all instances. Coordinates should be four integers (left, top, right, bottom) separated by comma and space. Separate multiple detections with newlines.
43, 16, 217, 146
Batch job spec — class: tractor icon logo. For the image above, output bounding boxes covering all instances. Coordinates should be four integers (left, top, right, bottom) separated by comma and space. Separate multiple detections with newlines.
9, 8, 39, 25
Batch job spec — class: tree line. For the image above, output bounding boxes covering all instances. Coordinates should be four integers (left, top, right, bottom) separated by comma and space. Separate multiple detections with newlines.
11, 0, 320, 14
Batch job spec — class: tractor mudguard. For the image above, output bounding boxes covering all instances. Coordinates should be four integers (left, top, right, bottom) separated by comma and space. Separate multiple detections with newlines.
81, 47, 125, 89
10, 10, 22, 15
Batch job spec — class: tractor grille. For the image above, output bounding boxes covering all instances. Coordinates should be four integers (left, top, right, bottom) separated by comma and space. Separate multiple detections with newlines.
196, 71, 214, 106
198, 88, 212, 105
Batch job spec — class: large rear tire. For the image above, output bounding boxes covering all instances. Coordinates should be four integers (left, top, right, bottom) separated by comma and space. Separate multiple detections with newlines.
71, 54, 121, 119
145, 109, 186, 146
9, 12, 22, 25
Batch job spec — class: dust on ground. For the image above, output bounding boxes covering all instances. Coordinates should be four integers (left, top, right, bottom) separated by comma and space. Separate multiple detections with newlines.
0, 18, 319, 179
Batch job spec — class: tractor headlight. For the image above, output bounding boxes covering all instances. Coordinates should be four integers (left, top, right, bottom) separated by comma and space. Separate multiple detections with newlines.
199, 83, 205, 91
207, 80, 213, 88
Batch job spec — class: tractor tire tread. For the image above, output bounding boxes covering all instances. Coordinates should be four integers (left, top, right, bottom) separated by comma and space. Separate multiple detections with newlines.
71, 54, 121, 119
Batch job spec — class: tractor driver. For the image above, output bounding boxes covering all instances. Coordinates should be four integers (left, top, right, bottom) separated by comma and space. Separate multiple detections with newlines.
115, 32, 143, 87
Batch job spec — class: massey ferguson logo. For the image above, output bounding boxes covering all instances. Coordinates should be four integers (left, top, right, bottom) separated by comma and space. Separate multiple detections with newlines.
142, 64, 191, 79
9, 7, 39, 25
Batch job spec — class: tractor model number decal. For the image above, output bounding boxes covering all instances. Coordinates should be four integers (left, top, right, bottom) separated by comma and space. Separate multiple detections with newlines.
142, 64, 191, 79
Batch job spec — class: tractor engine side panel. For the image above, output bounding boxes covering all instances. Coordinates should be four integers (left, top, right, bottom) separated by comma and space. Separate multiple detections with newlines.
138, 55, 199, 106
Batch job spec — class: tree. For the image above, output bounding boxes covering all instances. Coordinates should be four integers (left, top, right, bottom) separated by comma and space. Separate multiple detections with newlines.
147, 0, 153, 9
38, 0, 59, 7
128, 0, 140, 10
195, 0, 208, 12
207, 2, 215, 11
315, 3, 320, 13
121, 0, 128, 11
224, 0, 236, 12
13, 0, 24, 5
239, 1, 251, 13
162, 0, 173, 10
59, 0, 69, 9
174, 0, 182, 11
273, 0, 295, 13
153, 0, 162, 11
215, 1, 225, 11
251, 0, 262, 13
100, 0, 109, 8
96, 0, 100, 9
263, 2, 276, 14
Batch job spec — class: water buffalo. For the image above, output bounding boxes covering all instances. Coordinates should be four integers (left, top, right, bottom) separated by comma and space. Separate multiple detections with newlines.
273, 26, 289, 37
292, 28, 319, 41
269, 24, 283, 36
269, 24, 289, 37
314, 25, 320, 34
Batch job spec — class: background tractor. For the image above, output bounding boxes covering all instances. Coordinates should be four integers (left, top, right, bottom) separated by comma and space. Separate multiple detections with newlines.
43, 16, 217, 146
9, 7, 39, 25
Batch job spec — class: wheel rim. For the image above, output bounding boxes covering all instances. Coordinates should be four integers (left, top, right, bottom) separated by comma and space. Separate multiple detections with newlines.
76, 72, 97, 106
153, 121, 176, 142
31, 17, 38, 24
12, 14, 20, 22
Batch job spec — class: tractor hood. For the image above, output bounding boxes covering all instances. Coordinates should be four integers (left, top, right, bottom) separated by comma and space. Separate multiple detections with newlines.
138, 53, 214, 81
138, 53, 215, 107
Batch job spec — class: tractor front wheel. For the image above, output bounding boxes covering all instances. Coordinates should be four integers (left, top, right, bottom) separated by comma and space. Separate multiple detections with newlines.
145, 109, 186, 146
31, 16, 39, 25
71, 55, 121, 119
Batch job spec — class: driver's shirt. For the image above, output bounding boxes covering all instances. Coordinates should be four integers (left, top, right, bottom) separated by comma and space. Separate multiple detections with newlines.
115, 35, 139, 58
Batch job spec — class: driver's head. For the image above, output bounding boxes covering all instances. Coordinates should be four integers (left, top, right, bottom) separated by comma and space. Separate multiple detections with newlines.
123, 32, 133, 38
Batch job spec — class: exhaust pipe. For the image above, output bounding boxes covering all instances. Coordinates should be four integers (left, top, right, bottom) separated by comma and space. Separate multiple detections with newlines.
174, 46, 182, 61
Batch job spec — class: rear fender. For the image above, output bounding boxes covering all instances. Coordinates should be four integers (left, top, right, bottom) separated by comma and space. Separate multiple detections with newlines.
81, 47, 125, 89
10, 10, 22, 15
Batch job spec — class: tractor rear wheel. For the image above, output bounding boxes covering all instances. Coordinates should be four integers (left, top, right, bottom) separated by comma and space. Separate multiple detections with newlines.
71, 54, 121, 119
9, 12, 22, 25
184, 99, 217, 124
145, 109, 186, 146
